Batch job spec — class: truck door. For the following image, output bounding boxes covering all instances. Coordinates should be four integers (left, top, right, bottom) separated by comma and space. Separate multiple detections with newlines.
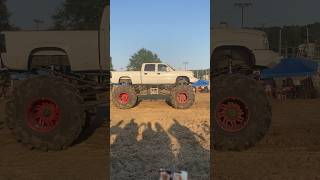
157, 64, 175, 84
142, 64, 158, 84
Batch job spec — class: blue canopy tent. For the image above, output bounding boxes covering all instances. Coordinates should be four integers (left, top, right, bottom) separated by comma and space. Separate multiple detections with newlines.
261, 58, 318, 79
192, 80, 209, 87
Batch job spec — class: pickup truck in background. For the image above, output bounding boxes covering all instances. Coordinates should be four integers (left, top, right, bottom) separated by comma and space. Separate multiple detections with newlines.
111, 63, 198, 85
111, 63, 197, 109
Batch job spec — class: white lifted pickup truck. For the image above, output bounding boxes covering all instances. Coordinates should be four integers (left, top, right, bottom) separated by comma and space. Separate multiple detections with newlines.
111, 63, 198, 85
111, 63, 197, 109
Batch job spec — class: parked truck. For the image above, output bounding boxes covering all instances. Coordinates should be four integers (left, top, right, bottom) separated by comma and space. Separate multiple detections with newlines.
0, 3, 110, 151
211, 25, 274, 151
111, 63, 197, 109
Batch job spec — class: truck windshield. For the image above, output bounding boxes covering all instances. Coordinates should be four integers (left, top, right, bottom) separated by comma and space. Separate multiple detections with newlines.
167, 64, 176, 71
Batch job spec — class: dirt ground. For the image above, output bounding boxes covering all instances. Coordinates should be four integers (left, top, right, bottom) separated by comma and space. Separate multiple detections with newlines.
1, 93, 320, 180
214, 99, 320, 180
110, 93, 210, 180
0, 103, 108, 180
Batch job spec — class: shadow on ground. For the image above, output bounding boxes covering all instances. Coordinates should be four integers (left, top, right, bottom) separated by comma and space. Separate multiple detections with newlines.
110, 119, 209, 180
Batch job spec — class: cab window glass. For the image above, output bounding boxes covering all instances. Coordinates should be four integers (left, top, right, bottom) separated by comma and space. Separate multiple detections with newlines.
144, 64, 155, 71
158, 64, 168, 72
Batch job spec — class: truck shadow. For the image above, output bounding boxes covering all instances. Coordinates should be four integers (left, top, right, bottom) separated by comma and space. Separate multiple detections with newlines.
168, 119, 210, 180
110, 119, 209, 180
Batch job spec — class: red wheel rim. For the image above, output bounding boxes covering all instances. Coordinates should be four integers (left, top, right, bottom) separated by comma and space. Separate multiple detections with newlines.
27, 98, 61, 133
216, 97, 249, 133
118, 93, 129, 104
176, 92, 188, 104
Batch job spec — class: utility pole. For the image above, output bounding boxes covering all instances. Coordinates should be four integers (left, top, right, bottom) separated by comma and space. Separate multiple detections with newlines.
306, 25, 310, 58
234, 1, 252, 28
33, 19, 44, 31
183, 62, 189, 71
306, 26, 310, 45
279, 28, 282, 56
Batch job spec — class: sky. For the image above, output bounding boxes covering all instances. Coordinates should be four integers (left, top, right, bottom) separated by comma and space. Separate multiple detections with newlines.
6, 0, 210, 70
110, 0, 210, 70
5, 0, 320, 70
213, 0, 320, 28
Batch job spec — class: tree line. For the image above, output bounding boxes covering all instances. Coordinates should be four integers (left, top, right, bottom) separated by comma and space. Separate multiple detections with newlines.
253, 22, 320, 52
0, 0, 106, 31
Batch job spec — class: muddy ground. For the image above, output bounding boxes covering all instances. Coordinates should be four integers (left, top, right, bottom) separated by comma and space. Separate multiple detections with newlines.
110, 93, 210, 180
214, 99, 320, 180
1, 93, 320, 180
0, 102, 108, 180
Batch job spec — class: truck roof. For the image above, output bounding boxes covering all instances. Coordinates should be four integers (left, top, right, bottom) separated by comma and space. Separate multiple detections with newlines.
211, 27, 266, 37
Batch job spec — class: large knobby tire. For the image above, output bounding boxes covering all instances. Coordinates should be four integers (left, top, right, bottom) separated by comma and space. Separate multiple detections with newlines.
176, 77, 189, 85
5, 75, 85, 151
170, 85, 195, 109
0, 71, 11, 98
0, 72, 11, 129
212, 74, 271, 151
112, 85, 137, 109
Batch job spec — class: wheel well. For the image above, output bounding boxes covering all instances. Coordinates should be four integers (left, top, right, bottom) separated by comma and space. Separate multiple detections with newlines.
28, 47, 70, 70
119, 77, 132, 84
211, 45, 256, 70
176, 76, 190, 82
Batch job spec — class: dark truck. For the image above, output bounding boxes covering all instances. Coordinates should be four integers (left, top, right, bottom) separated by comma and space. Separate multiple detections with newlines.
0, 4, 110, 151
211, 26, 272, 151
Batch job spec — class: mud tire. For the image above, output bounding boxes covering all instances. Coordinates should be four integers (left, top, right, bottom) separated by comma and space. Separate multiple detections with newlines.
5, 75, 85, 151
112, 85, 137, 109
170, 85, 195, 109
212, 74, 271, 151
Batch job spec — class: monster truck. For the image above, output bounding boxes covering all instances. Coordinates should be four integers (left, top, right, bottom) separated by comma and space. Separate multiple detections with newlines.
0, 4, 110, 151
111, 63, 198, 109
211, 26, 279, 151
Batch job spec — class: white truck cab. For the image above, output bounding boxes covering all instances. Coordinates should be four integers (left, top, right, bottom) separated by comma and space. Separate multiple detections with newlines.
111, 63, 198, 85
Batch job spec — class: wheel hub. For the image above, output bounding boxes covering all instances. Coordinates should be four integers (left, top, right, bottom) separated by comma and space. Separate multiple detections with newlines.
27, 98, 61, 133
216, 97, 249, 132
118, 93, 129, 104
176, 92, 188, 104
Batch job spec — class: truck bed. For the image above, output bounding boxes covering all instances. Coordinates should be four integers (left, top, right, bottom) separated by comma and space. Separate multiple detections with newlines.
2, 31, 104, 71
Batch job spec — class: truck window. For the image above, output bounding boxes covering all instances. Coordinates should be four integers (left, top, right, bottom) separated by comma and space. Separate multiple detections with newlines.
158, 64, 168, 72
144, 64, 155, 71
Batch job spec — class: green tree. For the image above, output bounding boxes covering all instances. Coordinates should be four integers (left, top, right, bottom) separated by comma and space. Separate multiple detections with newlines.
253, 22, 320, 52
52, 0, 105, 30
0, 0, 12, 31
127, 48, 162, 71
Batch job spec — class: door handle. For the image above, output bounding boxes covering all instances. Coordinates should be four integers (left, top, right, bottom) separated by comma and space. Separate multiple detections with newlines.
144, 73, 148, 75
157, 73, 160, 75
